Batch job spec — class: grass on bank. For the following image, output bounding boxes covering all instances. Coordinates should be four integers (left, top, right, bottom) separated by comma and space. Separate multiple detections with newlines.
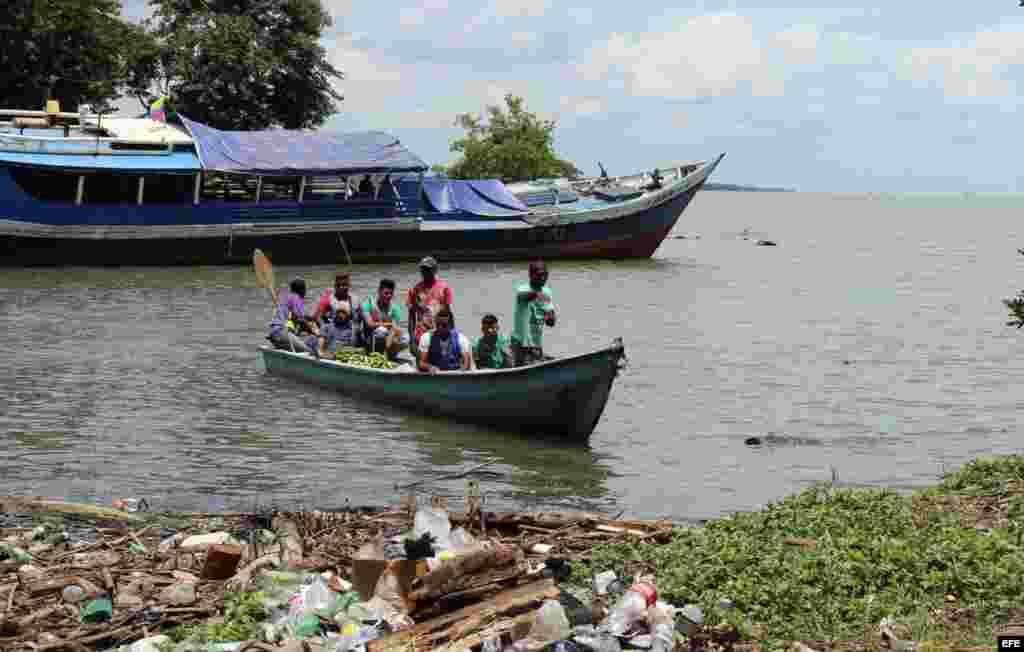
571, 456, 1024, 650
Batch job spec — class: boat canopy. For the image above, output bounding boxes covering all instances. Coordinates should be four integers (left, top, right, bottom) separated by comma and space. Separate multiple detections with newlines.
421, 179, 528, 217
180, 116, 428, 175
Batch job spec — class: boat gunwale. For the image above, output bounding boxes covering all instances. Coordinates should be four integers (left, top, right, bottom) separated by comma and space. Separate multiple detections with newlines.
259, 339, 624, 379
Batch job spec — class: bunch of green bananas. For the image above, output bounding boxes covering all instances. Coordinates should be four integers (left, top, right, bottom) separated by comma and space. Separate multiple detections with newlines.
334, 348, 397, 369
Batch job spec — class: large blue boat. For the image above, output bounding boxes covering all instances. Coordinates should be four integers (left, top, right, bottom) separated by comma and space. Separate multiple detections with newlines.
0, 106, 724, 266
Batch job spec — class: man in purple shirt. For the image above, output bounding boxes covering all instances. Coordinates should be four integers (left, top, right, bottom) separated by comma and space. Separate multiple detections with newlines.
269, 278, 319, 354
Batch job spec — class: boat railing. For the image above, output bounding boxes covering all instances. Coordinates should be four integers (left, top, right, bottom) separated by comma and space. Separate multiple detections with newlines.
0, 132, 175, 157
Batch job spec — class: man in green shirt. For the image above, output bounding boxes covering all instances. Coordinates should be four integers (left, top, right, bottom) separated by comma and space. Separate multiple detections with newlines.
473, 314, 513, 369
361, 278, 408, 359
511, 260, 556, 367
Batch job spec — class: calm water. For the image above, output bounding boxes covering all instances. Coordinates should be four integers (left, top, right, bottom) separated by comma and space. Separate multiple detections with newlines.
2, 191, 1023, 522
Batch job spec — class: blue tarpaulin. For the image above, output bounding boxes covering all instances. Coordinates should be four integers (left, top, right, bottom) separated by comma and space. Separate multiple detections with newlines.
422, 179, 455, 212
421, 179, 527, 217
179, 116, 428, 175
465, 180, 529, 212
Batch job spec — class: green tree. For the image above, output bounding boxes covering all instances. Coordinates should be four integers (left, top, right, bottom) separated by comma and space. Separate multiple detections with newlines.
147, 0, 343, 130
1006, 248, 1024, 329
448, 94, 581, 182
0, 0, 157, 112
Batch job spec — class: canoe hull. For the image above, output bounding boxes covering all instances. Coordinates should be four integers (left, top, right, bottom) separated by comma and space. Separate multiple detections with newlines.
260, 341, 625, 441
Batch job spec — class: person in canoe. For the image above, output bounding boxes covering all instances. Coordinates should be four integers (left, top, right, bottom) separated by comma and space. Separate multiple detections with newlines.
316, 281, 361, 357
473, 314, 513, 369
407, 256, 454, 359
314, 273, 361, 329
511, 260, 556, 367
417, 306, 474, 374
269, 278, 320, 354
362, 278, 408, 359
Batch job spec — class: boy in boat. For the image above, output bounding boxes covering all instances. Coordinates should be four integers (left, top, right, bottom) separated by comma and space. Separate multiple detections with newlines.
361, 278, 409, 359
407, 256, 454, 359
511, 260, 556, 367
473, 314, 513, 370
269, 278, 320, 355
313, 272, 362, 353
418, 306, 474, 374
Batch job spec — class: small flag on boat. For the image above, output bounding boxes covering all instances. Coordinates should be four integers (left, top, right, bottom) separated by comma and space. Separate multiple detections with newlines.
149, 95, 168, 122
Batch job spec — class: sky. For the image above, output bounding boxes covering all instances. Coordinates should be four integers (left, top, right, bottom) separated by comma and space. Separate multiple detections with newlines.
122, 1, 1024, 193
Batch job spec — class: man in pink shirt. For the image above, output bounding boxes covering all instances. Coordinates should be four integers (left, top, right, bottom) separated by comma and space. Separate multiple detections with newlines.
406, 256, 454, 358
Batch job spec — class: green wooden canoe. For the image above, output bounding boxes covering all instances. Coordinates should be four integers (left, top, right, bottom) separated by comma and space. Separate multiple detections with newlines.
260, 339, 626, 440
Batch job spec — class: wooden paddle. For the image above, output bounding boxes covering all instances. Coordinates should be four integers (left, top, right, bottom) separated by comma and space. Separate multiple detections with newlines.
253, 248, 278, 306
253, 248, 296, 353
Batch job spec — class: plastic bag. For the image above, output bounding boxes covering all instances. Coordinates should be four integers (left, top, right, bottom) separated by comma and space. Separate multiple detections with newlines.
413, 505, 453, 553
510, 600, 571, 652
372, 562, 416, 615
449, 527, 477, 552
572, 625, 622, 652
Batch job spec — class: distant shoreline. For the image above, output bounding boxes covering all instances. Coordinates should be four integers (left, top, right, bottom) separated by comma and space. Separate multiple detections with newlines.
703, 182, 795, 192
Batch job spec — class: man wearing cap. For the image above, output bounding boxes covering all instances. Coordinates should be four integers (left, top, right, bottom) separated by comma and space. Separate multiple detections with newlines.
511, 261, 556, 366
406, 256, 454, 358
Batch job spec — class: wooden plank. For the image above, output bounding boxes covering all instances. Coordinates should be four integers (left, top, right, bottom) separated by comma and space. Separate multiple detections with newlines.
367, 578, 558, 652
0, 497, 145, 523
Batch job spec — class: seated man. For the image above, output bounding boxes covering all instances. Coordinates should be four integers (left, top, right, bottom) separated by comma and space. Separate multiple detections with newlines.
473, 314, 513, 370
317, 298, 360, 357
269, 278, 320, 355
361, 278, 409, 359
418, 306, 474, 373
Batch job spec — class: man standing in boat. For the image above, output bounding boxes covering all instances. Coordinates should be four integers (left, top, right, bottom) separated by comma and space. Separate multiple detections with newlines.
407, 256, 454, 358
511, 261, 556, 367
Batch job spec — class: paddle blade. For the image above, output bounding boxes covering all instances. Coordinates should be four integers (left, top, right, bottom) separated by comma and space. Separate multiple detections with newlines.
253, 249, 274, 290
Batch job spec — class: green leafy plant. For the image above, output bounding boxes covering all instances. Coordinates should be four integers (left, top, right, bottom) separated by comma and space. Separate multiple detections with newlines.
169, 591, 268, 644
571, 457, 1024, 650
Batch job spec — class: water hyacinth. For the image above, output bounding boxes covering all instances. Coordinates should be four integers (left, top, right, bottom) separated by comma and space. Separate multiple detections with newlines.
571, 456, 1024, 649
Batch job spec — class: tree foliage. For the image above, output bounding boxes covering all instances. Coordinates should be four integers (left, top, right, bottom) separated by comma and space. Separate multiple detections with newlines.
1006, 248, 1024, 329
0, 0, 157, 112
447, 94, 581, 182
147, 0, 343, 130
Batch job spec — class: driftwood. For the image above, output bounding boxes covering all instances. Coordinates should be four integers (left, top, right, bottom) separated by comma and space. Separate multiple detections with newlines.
0, 497, 145, 523
368, 578, 559, 652
225, 552, 282, 593
410, 543, 519, 602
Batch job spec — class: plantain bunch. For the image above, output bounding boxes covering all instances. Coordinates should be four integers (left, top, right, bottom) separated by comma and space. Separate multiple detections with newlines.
334, 348, 398, 369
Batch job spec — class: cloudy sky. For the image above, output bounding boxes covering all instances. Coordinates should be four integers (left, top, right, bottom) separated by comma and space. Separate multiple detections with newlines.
124, 1, 1024, 192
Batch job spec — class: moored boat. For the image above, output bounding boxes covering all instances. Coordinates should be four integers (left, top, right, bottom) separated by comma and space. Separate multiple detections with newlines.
260, 339, 626, 440
0, 105, 724, 266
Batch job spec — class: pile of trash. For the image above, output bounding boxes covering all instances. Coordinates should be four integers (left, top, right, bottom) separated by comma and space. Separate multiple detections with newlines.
0, 494, 704, 652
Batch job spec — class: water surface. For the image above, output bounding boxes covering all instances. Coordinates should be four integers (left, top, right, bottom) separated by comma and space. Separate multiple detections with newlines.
2, 191, 1022, 521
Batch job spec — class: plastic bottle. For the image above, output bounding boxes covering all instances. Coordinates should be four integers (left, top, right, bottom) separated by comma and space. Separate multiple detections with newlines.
602, 582, 657, 636
649, 623, 675, 652
61, 585, 85, 603
647, 605, 676, 652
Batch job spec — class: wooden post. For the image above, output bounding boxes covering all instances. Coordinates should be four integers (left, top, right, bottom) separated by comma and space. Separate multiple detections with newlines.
193, 173, 201, 205
298, 176, 306, 202
136, 177, 145, 205
255, 177, 263, 203
75, 176, 85, 205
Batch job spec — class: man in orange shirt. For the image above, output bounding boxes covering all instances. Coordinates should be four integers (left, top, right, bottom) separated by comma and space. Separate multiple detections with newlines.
406, 256, 454, 358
